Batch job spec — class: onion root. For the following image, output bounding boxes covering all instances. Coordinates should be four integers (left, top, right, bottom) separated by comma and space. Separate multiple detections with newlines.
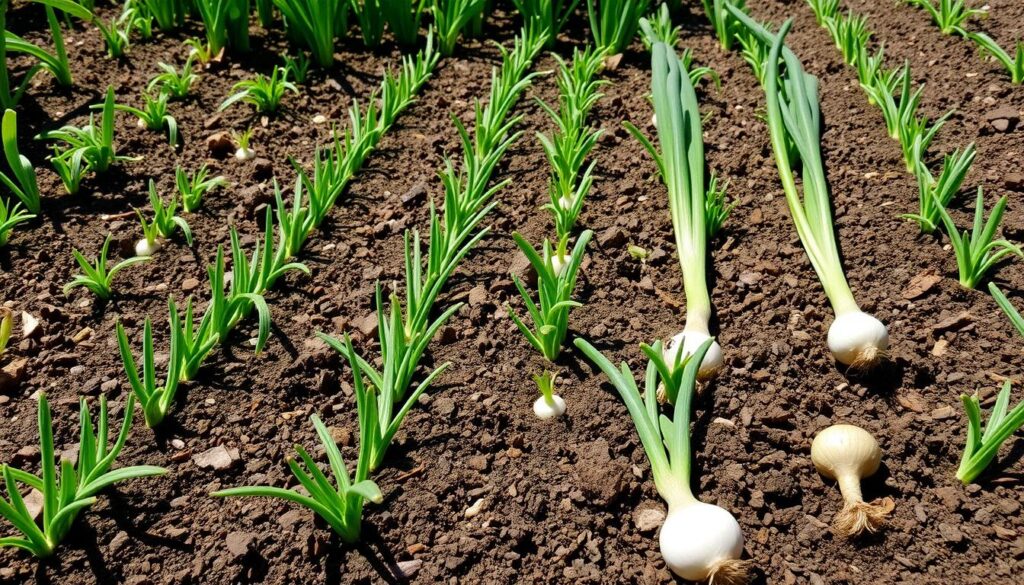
706, 557, 753, 585
833, 497, 894, 536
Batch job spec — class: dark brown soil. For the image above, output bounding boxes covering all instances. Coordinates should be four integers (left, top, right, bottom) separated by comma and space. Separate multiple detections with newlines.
2, 1, 1024, 584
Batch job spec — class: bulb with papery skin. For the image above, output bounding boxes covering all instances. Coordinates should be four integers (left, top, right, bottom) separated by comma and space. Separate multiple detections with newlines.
533, 394, 566, 419
660, 501, 745, 581
235, 147, 255, 161
827, 310, 888, 367
135, 238, 161, 257
664, 330, 724, 379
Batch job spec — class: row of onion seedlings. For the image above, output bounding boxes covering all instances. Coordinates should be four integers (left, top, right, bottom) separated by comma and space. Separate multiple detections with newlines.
214, 23, 550, 542
510, 44, 605, 420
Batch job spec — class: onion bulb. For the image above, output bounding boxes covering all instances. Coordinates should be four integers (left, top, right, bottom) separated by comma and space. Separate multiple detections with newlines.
664, 329, 724, 380
235, 146, 255, 161
827, 310, 889, 368
533, 393, 566, 419
811, 424, 894, 536
660, 500, 748, 583
135, 237, 161, 257
532, 370, 565, 420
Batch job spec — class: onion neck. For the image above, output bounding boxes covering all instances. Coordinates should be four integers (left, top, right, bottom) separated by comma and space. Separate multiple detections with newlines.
680, 251, 711, 331
829, 286, 861, 317
836, 471, 864, 505
658, 476, 697, 512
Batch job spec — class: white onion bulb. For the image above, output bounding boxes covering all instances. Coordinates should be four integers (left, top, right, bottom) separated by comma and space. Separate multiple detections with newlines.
827, 310, 888, 367
660, 501, 746, 582
664, 330, 724, 379
533, 394, 566, 419
135, 238, 161, 257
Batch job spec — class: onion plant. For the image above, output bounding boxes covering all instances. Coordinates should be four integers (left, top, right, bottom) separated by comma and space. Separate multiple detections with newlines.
736, 26, 769, 85
704, 174, 733, 238
512, 0, 577, 47
934, 187, 1022, 289
147, 56, 198, 99
536, 46, 605, 268
639, 3, 679, 50
194, 0, 250, 56
587, 0, 650, 56
0, 393, 164, 557
281, 52, 310, 84
508, 230, 592, 362
64, 235, 149, 300
957, 381, 1024, 484
732, 8, 889, 368
575, 337, 750, 582
863, 62, 951, 173
177, 164, 228, 213
990, 283, 1024, 339
274, 0, 347, 66
825, 10, 870, 66
0, 0, 92, 107
905, 0, 983, 36
434, 0, 486, 56
0, 196, 32, 247
49, 146, 86, 195
95, 4, 135, 58
219, 66, 298, 114
320, 301, 455, 472
807, 0, 839, 25
904, 137, 975, 234
134, 179, 192, 257
233, 127, 255, 160
854, 42, 887, 89
213, 409, 382, 543
183, 38, 213, 64
702, 0, 744, 51
114, 92, 179, 146
40, 86, 135, 176
1, 109, 41, 214
966, 32, 1024, 85
624, 41, 727, 378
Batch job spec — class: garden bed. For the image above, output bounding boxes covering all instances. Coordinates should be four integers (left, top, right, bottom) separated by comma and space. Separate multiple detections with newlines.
2, 0, 1024, 583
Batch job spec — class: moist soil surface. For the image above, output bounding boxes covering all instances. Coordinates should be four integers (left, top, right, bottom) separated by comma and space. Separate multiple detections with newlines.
2, 1, 1024, 584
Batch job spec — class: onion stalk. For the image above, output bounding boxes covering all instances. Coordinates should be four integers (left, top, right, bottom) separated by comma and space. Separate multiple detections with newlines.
730, 10, 889, 368
575, 337, 749, 582
624, 41, 726, 379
